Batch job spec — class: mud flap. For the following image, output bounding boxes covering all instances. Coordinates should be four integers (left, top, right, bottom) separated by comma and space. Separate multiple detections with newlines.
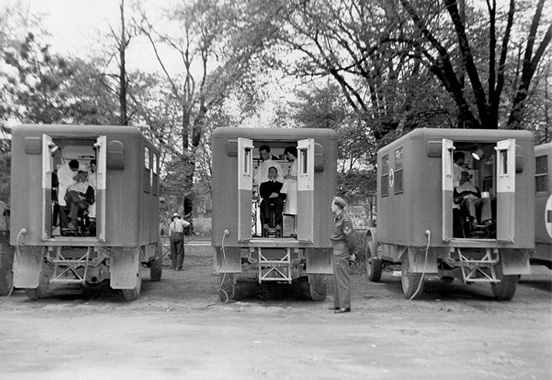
110, 248, 139, 289
403, 247, 438, 274
214, 247, 241, 273
13, 246, 43, 288
500, 249, 531, 276
306, 248, 333, 274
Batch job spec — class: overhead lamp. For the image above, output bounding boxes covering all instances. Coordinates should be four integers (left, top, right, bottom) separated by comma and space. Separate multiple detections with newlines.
472, 148, 484, 160
48, 142, 59, 153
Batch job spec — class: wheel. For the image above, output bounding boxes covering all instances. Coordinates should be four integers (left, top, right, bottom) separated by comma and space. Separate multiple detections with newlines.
365, 235, 382, 282
401, 254, 424, 299
25, 262, 52, 300
149, 243, 162, 282
121, 272, 142, 301
0, 267, 13, 296
218, 273, 236, 302
308, 274, 327, 301
491, 259, 518, 300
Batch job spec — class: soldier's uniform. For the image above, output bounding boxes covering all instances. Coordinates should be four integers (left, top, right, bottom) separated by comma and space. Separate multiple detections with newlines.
330, 211, 355, 310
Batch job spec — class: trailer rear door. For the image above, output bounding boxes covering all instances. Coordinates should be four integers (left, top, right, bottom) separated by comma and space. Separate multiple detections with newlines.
95, 135, 107, 242
442, 138, 455, 241
297, 138, 314, 242
496, 139, 516, 242
42, 134, 54, 240
237, 138, 254, 241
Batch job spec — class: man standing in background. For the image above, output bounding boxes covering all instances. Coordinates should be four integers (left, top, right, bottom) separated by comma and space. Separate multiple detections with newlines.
169, 212, 191, 271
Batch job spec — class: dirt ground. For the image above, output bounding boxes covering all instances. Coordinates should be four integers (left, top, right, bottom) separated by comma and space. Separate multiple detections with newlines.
0, 240, 551, 380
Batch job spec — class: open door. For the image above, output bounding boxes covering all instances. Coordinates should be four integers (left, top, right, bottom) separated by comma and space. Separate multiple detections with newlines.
297, 139, 314, 242
495, 139, 516, 242
95, 136, 107, 242
442, 138, 455, 241
237, 138, 254, 241
42, 134, 54, 240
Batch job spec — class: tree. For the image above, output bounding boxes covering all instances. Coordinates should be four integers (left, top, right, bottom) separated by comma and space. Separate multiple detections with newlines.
398, 0, 552, 129
135, 0, 273, 213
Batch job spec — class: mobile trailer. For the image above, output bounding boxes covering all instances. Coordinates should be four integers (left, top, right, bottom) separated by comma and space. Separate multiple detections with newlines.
211, 127, 338, 301
10, 124, 162, 300
533, 142, 552, 268
365, 128, 535, 300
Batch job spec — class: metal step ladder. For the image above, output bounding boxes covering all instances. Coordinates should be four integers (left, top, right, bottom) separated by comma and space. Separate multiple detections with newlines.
49, 247, 91, 284
456, 248, 499, 283
255, 247, 292, 284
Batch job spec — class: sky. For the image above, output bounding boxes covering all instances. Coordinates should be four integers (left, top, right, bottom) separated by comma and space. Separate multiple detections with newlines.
0, 0, 299, 128
3, 0, 182, 73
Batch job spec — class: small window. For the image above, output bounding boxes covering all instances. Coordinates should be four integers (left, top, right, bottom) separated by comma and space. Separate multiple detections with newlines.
144, 146, 150, 170
244, 148, 252, 175
394, 148, 403, 194
500, 150, 508, 174
536, 155, 548, 192
301, 149, 308, 174
381, 154, 389, 197
144, 146, 151, 193
153, 153, 158, 174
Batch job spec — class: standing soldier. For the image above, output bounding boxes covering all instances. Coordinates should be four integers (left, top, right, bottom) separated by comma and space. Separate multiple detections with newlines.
169, 212, 190, 271
329, 197, 355, 313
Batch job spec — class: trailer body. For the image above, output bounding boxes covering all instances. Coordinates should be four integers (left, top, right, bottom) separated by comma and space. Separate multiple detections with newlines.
365, 128, 535, 300
211, 127, 338, 300
10, 124, 162, 300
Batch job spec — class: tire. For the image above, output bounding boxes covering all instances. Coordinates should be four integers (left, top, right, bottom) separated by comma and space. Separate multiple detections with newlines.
218, 273, 235, 302
0, 267, 13, 296
149, 243, 163, 282
308, 274, 327, 301
491, 259, 518, 300
121, 272, 142, 301
401, 254, 424, 300
25, 262, 51, 300
365, 235, 382, 282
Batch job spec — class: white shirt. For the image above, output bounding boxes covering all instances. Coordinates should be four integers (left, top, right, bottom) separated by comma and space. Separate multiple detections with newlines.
254, 159, 284, 185
453, 163, 463, 188
169, 218, 190, 234
57, 163, 77, 206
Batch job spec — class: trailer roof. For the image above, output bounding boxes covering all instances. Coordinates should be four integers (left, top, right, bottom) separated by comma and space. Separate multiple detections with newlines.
213, 127, 337, 140
535, 142, 552, 154
379, 128, 535, 153
12, 124, 143, 137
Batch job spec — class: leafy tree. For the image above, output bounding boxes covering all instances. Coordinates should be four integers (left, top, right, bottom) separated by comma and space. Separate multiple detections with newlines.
397, 0, 552, 129
135, 0, 273, 214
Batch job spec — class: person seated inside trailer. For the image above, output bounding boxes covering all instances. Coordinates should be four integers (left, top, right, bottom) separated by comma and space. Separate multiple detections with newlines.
259, 166, 285, 236
454, 170, 493, 233
64, 170, 95, 232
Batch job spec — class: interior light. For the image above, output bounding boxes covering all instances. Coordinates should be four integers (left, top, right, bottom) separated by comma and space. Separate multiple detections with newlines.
472, 148, 484, 160
48, 142, 59, 153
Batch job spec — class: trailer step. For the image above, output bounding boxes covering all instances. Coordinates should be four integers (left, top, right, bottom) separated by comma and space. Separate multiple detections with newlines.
456, 248, 499, 284
48, 246, 91, 285
254, 247, 294, 284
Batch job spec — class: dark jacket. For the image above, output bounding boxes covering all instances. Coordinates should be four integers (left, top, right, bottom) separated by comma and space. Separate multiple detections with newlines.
259, 180, 284, 200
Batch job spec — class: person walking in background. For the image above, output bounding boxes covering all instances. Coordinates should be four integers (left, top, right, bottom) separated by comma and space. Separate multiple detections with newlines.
329, 196, 355, 314
169, 212, 190, 271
